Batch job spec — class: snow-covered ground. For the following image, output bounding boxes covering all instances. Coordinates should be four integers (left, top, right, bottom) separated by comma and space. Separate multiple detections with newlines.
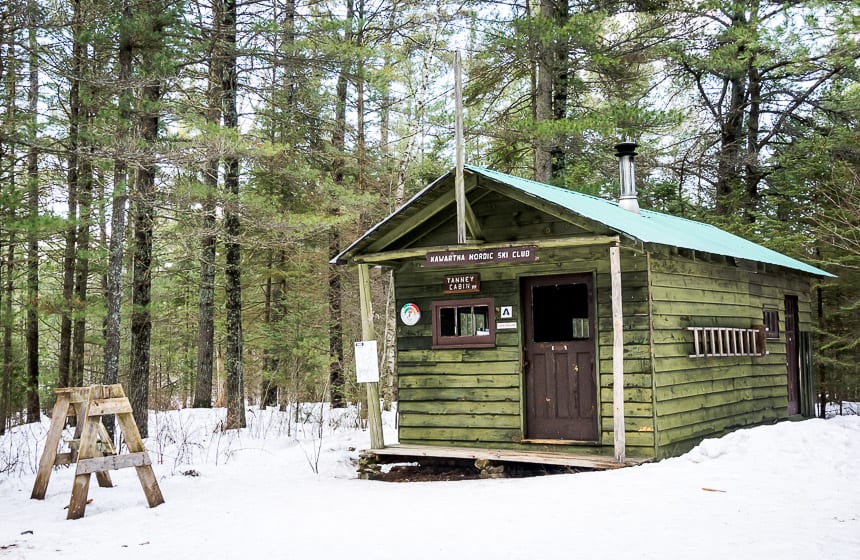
1, 405, 858, 559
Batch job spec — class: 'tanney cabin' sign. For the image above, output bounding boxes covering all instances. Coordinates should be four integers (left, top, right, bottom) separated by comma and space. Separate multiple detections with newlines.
426, 246, 538, 267
443, 274, 480, 294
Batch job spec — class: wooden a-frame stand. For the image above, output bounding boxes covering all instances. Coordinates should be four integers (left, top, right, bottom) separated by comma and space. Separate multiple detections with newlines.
30, 384, 164, 519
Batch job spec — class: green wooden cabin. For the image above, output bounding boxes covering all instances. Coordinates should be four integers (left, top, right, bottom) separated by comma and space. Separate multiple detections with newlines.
334, 159, 832, 464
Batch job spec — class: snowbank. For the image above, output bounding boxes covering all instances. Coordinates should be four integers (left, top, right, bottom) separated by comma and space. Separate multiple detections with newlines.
1, 407, 858, 559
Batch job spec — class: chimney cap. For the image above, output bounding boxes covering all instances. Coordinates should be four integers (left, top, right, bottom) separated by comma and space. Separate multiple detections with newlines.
614, 141, 638, 158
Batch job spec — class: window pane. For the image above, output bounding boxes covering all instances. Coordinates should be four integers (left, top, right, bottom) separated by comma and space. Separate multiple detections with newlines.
474, 306, 490, 335
533, 283, 589, 342
572, 318, 590, 339
763, 309, 779, 338
440, 307, 456, 336
458, 308, 472, 336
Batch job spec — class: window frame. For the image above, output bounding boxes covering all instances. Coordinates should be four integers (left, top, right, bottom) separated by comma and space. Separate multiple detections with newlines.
431, 297, 496, 349
763, 309, 780, 339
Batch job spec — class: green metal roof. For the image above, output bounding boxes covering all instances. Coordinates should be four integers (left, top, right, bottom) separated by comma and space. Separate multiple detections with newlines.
333, 164, 832, 277
466, 165, 833, 277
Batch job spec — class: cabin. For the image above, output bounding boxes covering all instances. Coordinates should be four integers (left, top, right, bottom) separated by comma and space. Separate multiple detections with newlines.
334, 144, 832, 472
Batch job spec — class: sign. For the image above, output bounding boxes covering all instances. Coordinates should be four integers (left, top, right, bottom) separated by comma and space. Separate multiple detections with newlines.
426, 246, 538, 267
400, 303, 421, 326
443, 273, 480, 294
500, 306, 513, 319
354, 340, 380, 383
497, 322, 517, 330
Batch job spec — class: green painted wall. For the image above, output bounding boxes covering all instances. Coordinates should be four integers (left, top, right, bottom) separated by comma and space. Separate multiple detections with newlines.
648, 251, 814, 458
394, 245, 656, 459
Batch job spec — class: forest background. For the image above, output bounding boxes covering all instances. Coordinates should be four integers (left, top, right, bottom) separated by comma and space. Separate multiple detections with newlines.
1, 0, 859, 437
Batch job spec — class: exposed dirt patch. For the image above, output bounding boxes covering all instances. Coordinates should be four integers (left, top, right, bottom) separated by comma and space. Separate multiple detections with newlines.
365, 458, 588, 482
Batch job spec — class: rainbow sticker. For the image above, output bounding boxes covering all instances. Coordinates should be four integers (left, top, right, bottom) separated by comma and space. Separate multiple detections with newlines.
400, 303, 421, 326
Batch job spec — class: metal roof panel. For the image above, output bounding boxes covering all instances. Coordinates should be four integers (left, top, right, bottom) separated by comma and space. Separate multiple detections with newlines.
466, 165, 833, 277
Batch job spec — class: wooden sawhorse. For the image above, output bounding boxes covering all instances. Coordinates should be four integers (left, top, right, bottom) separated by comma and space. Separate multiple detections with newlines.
30, 384, 164, 519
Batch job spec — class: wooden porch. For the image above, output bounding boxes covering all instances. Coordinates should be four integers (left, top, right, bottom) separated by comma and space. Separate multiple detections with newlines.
358, 444, 647, 479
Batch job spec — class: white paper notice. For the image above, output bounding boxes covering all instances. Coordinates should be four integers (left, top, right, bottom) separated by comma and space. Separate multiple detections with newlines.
354, 340, 380, 383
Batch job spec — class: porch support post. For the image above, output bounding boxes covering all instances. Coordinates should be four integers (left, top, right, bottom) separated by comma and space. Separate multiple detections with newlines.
610, 244, 626, 463
358, 264, 385, 449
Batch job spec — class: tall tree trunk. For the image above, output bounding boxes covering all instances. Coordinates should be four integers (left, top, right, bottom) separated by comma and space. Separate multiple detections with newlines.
131, 145, 156, 437
222, 0, 245, 429
0, 236, 8, 435
743, 61, 762, 223
356, 0, 365, 222
103, 0, 133, 393
0, 25, 13, 435
533, 0, 553, 183
328, 0, 352, 408
59, 0, 84, 388
194, 8, 222, 409
71, 114, 93, 388
550, 0, 568, 180
25, 0, 40, 419
261, 250, 284, 408
533, 0, 565, 183
130, 0, 166, 437
713, 8, 749, 217
817, 286, 827, 419
193, 161, 217, 408
328, 227, 344, 407
2, 241, 13, 433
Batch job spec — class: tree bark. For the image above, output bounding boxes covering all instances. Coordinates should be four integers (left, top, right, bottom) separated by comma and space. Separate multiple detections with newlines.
817, 286, 826, 419
194, 7, 222, 409
222, 0, 245, 430
103, 0, 132, 393
25, 0, 40, 419
328, 227, 345, 408
712, 5, 750, 217
742, 59, 762, 222
71, 119, 93, 388
130, 0, 167, 438
533, 0, 554, 183
2, 242, 13, 433
131, 150, 155, 437
59, 0, 84, 389
328, 0, 352, 409
0, 238, 15, 434
261, 250, 284, 408
193, 163, 217, 408
550, 0, 568, 180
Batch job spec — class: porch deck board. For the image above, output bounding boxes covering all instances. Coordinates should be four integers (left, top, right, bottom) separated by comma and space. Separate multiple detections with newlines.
361, 444, 646, 470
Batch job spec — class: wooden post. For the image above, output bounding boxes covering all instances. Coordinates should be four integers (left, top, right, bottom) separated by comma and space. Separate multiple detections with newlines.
358, 264, 384, 449
610, 244, 626, 463
453, 50, 467, 245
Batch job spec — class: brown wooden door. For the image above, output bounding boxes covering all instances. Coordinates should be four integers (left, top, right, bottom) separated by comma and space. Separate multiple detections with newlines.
785, 295, 800, 415
522, 274, 597, 440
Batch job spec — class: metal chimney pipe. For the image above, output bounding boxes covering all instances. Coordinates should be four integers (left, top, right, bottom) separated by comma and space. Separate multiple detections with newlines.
614, 141, 640, 214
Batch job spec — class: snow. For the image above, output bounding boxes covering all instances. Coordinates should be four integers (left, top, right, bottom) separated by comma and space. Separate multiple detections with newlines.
2, 406, 859, 560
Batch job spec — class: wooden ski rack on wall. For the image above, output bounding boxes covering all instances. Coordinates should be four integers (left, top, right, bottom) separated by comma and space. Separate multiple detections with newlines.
30, 384, 164, 520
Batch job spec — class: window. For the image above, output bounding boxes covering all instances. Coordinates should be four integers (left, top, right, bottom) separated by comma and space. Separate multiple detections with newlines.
763, 309, 779, 338
432, 298, 495, 348
531, 282, 590, 342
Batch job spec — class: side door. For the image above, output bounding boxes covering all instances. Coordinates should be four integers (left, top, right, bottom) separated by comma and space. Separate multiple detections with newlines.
785, 295, 800, 415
